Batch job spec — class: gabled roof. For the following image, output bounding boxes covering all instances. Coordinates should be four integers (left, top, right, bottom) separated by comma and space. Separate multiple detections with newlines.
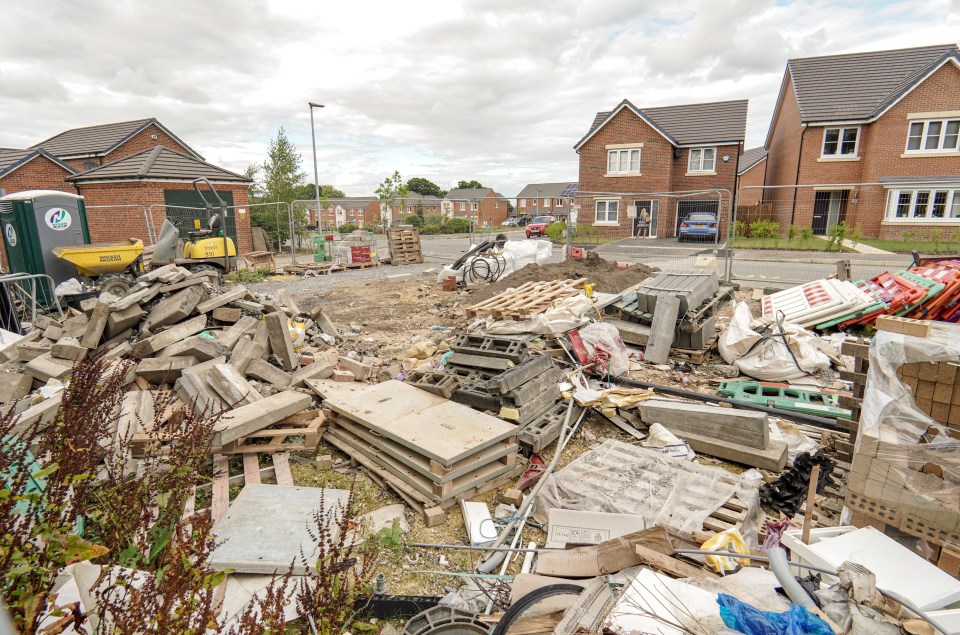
444, 187, 504, 202
737, 147, 767, 174
575, 99, 748, 149
65, 146, 249, 183
787, 44, 960, 123
0, 147, 77, 179
515, 182, 578, 198
31, 118, 203, 160
323, 196, 379, 207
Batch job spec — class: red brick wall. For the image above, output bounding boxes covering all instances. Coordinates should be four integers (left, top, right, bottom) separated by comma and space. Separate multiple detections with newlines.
60, 124, 195, 172
0, 155, 76, 196
578, 106, 740, 237
477, 193, 508, 226
75, 181, 252, 254
737, 160, 766, 206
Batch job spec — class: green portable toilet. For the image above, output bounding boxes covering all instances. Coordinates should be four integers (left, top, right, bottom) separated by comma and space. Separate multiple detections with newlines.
0, 191, 91, 298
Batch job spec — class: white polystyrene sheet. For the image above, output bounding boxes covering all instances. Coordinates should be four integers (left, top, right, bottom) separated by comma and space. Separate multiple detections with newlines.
804, 526, 960, 611
608, 568, 736, 634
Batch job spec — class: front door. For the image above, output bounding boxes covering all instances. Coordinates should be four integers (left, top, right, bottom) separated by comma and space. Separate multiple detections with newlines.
812, 191, 848, 235
633, 200, 658, 237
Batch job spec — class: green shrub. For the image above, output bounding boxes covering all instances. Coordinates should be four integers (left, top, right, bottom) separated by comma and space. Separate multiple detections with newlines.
749, 219, 780, 239
900, 230, 917, 242
826, 222, 847, 251
545, 221, 566, 242
788, 225, 797, 240
337, 223, 357, 234
930, 228, 944, 251
445, 218, 470, 233
798, 226, 814, 240
734, 220, 748, 238
403, 214, 425, 229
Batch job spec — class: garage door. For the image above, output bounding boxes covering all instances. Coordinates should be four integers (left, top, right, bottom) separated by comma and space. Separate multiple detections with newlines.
675, 200, 719, 234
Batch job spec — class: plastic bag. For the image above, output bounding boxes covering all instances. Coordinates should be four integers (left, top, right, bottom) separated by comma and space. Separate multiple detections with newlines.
55, 278, 84, 297
578, 322, 629, 376
717, 594, 833, 635
288, 319, 306, 351
642, 423, 694, 460
719, 302, 834, 381
701, 528, 750, 573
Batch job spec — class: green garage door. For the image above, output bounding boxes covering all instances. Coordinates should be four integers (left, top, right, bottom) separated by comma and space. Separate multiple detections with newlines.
162, 189, 237, 244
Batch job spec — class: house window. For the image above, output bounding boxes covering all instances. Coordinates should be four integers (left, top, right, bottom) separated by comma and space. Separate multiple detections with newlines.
520, 199, 526, 207
556, 198, 564, 207
687, 147, 716, 172
822, 127, 859, 157
459, 202, 465, 211
887, 188, 960, 220
595, 200, 619, 224
543, 198, 549, 207
906, 119, 960, 152
471, 202, 478, 211
607, 148, 640, 174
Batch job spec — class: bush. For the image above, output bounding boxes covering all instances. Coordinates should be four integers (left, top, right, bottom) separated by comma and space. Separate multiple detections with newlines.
826, 221, 847, 251
337, 223, 357, 234
749, 219, 780, 239
734, 220, 748, 238
798, 226, 814, 240
444, 218, 470, 234
403, 214, 425, 229
545, 221, 566, 242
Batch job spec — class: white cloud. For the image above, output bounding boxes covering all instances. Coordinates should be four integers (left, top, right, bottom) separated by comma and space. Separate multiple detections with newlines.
0, 0, 957, 196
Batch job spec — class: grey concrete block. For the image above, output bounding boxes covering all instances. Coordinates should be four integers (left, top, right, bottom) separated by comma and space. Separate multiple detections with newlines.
638, 399, 769, 450
264, 311, 298, 371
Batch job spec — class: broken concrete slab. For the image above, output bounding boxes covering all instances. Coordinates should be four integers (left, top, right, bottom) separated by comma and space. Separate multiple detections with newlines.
143, 286, 203, 332
12, 393, 63, 434
230, 321, 269, 374
290, 360, 334, 387
181, 355, 228, 377
17, 342, 51, 362
175, 372, 226, 417
644, 294, 681, 365
209, 363, 263, 407
337, 356, 372, 381
51, 337, 88, 362
245, 359, 293, 387
0, 372, 32, 404
638, 399, 770, 450
135, 356, 199, 384
212, 307, 242, 323
197, 286, 248, 314
264, 311, 297, 371
109, 283, 161, 311
667, 429, 788, 471
332, 369, 355, 382
60, 314, 90, 340
25, 353, 74, 383
80, 300, 111, 349
105, 303, 144, 339
157, 334, 228, 361
216, 316, 258, 351
309, 306, 340, 338
447, 352, 514, 372
43, 324, 63, 341
212, 391, 313, 447
275, 289, 300, 316
131, 315, 208, 357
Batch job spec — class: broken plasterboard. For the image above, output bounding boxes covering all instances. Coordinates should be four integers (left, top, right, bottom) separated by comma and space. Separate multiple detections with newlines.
546, 509, 646, 549
461, 500, 496, 547
209, 484, 350, 575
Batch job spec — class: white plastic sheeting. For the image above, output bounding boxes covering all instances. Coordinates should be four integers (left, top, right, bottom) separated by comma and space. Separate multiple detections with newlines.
480, 294, 594, 335
436, 239, 552, 284
534, 439, 761, 542
719, 302, 837, 381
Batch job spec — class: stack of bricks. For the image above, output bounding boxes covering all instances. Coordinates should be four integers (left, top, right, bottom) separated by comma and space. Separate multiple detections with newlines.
897, 360, 960, 430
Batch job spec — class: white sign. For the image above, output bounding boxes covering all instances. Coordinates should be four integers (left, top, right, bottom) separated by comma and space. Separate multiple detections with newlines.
626, 204, 637, 219
4, 224, 17, 247
45, 208, 72, 231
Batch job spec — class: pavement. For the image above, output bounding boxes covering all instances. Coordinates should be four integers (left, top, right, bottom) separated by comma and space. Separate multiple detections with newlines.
275, 230, 910, 289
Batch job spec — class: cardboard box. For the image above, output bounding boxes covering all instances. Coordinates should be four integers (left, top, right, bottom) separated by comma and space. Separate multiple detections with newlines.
546, 509, 646, 549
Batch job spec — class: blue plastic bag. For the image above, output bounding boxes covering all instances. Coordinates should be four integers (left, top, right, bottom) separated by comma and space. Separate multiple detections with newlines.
717, 594, 833, 635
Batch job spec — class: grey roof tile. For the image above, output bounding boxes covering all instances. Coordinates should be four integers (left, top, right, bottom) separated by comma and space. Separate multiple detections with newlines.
515, 182, 578, 198
0, 148, 77, 179
66, 146, 249, 183
575, 99, 748, 148
31, 118, 202, 160
788, 44, 960, 122
737, 146, 767, 174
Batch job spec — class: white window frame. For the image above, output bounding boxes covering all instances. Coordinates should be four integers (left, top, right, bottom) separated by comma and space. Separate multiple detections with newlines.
459, 202, 465, 211
520, 199, 526, 207
606, 148, 641, 175
594, 199, 619, 225
687, 147, 717, 173
905, 118, 960, 153
471, 202, 478, 211
556, 198, 564, 207
821, 126, 860, 157
885, 188, 960, 221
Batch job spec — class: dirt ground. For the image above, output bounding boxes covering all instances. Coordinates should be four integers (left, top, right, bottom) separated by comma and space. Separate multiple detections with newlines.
277, 259, 771, 598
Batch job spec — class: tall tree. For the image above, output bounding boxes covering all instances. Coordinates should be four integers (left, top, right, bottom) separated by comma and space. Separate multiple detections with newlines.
250, 126, 307, 246
406, 177, 445, 198
293, 184, 346, 200
457, 179, 484, 189
375, 171, 408, 229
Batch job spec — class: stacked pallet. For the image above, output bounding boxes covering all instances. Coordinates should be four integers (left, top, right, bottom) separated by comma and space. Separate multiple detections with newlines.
403, 334, 578, 453
465, 278, 588, 320
308, 379, 523, 526
387, 227, 424, 265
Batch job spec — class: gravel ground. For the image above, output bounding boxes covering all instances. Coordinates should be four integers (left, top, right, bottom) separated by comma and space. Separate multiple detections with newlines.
246, 262, 438, 296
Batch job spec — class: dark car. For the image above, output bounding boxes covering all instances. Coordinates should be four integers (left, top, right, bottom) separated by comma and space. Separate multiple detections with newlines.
678, 212, 719, 242
501, 217, 520, 227
525, 215, 556, 238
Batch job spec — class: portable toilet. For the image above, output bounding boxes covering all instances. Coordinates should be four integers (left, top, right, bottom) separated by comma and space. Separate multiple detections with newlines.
0, 190, 91, 291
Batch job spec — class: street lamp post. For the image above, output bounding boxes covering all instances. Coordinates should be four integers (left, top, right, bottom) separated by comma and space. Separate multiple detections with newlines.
307, 102, 325, 265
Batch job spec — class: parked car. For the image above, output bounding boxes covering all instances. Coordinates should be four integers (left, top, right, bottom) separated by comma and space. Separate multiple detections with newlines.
525, 215, 556, 238
678, 212, 719, 242
501, 217, 520, 227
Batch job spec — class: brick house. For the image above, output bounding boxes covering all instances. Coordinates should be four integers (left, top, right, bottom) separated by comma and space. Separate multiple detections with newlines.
65, 146, 253, 254
736, 147, 768, 207
575, 99, 747, 238
514, 182, 578, 220
442, 188, 509, 226
763, 44, 960, 238
312, 194, 443, 229
0, 119, 253, 262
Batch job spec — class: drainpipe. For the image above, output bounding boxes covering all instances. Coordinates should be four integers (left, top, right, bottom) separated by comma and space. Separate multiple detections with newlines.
789, 123, 807, 226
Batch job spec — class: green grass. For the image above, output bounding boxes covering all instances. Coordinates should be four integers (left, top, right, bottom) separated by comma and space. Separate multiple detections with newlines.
731, 236, 853, 252
855, 238, 960, 255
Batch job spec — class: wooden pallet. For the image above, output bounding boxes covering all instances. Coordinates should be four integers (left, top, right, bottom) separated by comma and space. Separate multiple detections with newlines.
341, 261, 381, 270
216, 411, 325, 454
466, 278, 588, 320
387, 228, 424, 264
668, 336, 719, 364
203, 451, 294, 521
241, 251, 278, 272
283, 262, 339, 275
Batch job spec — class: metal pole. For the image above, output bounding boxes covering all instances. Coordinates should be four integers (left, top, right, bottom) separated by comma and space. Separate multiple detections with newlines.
307, 102, 325, 264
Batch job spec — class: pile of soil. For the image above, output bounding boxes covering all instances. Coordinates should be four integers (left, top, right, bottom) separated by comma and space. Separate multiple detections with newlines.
468, 253, 656, 302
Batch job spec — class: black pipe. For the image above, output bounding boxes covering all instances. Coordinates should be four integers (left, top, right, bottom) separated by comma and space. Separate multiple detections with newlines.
610, 375, 838, 430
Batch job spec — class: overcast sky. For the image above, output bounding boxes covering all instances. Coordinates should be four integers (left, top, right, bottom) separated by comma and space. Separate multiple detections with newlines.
1, 0, 958, 197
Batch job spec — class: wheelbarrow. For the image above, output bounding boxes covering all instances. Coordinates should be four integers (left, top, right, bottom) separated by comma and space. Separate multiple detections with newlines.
52, 239, 145, 296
